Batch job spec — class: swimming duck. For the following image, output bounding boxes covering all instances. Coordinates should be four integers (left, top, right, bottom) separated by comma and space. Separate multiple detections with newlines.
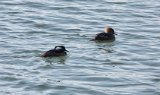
41, 46, 69, 57
93, 27, 116, 41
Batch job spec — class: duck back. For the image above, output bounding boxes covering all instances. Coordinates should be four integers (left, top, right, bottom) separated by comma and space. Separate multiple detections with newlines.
95, 33, 115, 41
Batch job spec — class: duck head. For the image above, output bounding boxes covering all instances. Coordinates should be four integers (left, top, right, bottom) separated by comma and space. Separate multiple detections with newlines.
54, 46, 69, 52
104, 27, 117, 35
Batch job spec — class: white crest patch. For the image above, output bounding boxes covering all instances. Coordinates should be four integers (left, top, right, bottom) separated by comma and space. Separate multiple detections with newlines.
55, 46, 62, 50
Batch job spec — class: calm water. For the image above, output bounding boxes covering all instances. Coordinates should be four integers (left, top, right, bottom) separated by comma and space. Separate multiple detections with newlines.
0, 0, 160, 95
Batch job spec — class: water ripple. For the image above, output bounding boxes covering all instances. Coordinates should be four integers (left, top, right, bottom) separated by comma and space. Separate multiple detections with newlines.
0, 0, 160, 95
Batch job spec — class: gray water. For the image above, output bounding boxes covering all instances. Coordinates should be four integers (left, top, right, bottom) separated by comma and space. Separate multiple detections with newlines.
0, 0, 160, 95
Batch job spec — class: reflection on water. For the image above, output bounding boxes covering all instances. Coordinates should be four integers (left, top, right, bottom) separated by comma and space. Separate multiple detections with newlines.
42, 56, 67, 64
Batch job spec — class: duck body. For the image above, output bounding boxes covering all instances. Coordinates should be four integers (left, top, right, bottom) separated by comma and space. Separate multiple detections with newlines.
93, 27, 116, 41
95, 32, 115, 41
41, 46, 68, 57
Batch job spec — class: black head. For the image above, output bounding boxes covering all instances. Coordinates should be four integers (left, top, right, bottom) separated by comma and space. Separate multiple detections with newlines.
54, 46, 69, 52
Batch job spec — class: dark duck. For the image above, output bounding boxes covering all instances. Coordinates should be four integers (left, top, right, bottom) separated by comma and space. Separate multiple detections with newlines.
93, 27, 116, 41
41, 46, 69, 57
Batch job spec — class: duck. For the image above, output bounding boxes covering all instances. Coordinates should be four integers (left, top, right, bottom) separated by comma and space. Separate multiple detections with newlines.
41, 46, 69, 57
93, 27, 116, 41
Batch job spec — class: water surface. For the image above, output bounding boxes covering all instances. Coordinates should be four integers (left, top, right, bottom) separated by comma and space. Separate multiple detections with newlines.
0, 0, 160, 95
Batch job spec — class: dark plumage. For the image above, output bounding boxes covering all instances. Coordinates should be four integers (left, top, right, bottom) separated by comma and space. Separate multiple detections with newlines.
94, 27, 116, 41
41, 46, 68, 57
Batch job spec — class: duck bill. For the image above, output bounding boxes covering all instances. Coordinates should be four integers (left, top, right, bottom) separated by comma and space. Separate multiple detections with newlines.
114, 33, 117, 35
65, 50, 69, 52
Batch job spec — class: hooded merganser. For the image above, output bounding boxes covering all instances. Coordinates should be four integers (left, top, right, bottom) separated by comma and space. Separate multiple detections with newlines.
93, 27, 116, 41
41, 46, 69, 57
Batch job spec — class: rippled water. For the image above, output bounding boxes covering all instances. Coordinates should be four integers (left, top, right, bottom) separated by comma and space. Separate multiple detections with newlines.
0, 0, 160, 95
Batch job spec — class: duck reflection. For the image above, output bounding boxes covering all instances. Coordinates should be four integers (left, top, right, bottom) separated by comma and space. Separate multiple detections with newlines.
42, 56, 67, 64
